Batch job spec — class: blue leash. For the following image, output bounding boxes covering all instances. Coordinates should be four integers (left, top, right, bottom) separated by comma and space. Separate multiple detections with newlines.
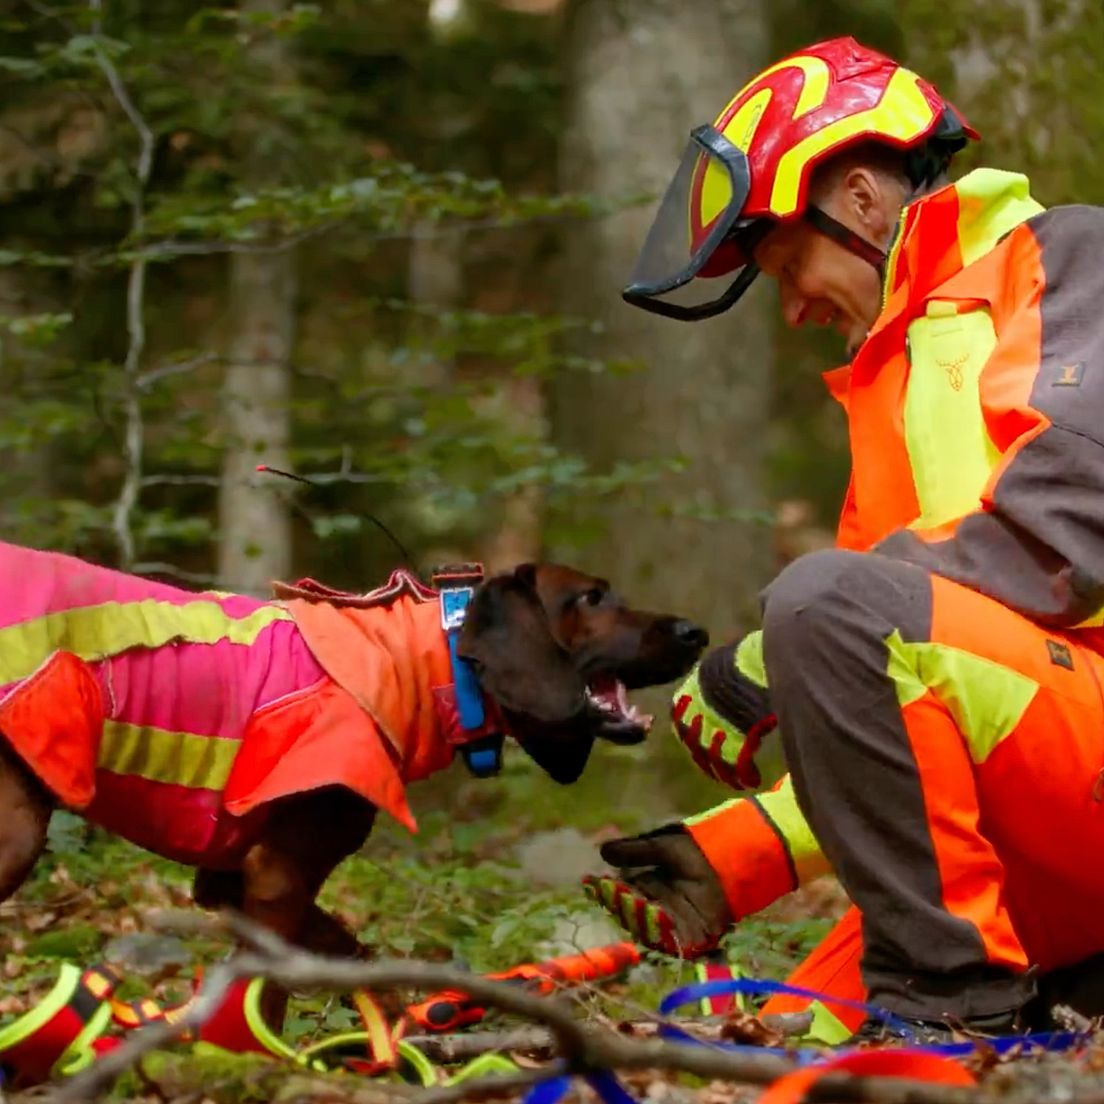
521, 975, 1088, 1104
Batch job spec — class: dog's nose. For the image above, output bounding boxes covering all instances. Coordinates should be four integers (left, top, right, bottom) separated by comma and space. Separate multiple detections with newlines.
672, 619, 709, 649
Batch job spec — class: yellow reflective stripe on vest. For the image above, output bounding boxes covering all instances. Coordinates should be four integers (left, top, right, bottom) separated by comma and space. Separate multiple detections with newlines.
755, 777, 829, 885
904, 304, 1001, 530
899, 170, 1045, 531
0, 599, 292, 684
954, 169, 1044, 268
884, 629, 1038, 763
98, 720, 240, 790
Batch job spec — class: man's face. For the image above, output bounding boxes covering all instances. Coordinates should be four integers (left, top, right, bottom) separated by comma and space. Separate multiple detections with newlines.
752, 166, 903, 356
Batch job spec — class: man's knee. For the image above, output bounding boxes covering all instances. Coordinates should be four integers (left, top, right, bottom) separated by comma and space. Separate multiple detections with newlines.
762, 549, 865, 643
762, 549, 932, 660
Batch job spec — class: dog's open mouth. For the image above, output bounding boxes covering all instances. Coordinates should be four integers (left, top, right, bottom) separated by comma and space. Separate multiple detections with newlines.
584, 673, 654, 743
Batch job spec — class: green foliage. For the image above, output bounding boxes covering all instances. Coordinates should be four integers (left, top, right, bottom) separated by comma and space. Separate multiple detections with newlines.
0, 768, 829, 1069
0, 0, 658, 578
901, 1, 1104, 207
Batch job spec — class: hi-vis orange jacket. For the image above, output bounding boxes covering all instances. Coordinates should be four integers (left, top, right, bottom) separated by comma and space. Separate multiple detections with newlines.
682, 168, 1104, 919
0, 544, 492, 867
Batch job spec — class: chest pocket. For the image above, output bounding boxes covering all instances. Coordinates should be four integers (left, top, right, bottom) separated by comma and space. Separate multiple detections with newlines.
903, 300, 1002, 530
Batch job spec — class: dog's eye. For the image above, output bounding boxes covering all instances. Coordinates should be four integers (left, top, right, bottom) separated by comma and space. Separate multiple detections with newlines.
579, 588, 605, 608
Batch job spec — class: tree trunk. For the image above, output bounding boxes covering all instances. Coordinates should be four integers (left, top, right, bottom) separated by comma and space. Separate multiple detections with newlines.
218, 250, 297, 593
902, 0, 1104, 207
553, 0, 774, 636
0, 268, 58, 534
217, 0, 297, 594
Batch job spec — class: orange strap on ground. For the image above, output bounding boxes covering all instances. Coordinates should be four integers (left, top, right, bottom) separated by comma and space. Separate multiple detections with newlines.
757, 1047, 976, 1104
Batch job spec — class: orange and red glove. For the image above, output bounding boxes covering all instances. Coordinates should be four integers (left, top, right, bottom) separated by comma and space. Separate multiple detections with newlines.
583, 824, 732, 958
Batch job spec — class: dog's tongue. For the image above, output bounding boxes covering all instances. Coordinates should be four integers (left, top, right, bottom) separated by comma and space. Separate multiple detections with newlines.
585, 674, 654, 730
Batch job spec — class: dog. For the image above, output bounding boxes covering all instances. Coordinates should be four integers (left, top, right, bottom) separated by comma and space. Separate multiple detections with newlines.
0, 541, 707, 967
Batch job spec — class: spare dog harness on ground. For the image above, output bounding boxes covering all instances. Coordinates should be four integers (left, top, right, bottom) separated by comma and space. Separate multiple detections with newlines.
0, 542, 503, 867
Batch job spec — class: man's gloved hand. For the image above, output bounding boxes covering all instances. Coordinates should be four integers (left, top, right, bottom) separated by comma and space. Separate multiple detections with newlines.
673, 631, 782, 792
582, 824, 732, 958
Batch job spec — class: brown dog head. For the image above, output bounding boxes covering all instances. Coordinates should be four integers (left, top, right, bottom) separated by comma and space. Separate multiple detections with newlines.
456, 564, 708, 783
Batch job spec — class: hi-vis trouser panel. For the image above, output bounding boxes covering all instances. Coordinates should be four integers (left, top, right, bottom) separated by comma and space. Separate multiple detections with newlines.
761, 549, 1104, 1020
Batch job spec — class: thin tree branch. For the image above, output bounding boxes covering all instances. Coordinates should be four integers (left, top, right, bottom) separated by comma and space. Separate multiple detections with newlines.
130, 562, 224, 586
121, 913, 983, 1104
137, 352, 221, 392
129, 205, 604, 263
401, 1011, 815, 1064
139, 475, 221, 487
89, 0, 155, 569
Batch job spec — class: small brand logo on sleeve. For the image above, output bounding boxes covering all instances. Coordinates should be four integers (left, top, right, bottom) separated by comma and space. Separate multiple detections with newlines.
1053, 362, 1085, 387
1046, 640, 1075, 670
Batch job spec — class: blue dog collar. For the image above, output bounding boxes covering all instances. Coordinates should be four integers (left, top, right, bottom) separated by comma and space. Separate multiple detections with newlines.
432, 563, 504, 778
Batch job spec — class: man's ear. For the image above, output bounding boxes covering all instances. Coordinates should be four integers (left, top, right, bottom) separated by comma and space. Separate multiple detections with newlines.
457, 573, 584, 722
842, 164, 901, 241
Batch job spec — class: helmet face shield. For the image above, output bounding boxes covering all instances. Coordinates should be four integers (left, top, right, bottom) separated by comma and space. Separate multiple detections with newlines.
622, 125, 765, 321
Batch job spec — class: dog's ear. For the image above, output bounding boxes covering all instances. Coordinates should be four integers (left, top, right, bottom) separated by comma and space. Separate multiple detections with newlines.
457, 571, 584, 723
511, 723, 594, 785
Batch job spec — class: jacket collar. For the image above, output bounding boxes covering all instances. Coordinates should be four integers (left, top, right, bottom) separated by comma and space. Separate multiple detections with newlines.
874, 168, 1044, 336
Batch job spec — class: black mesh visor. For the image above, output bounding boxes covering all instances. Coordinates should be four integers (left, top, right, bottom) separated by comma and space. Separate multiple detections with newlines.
622, 124, 766, 321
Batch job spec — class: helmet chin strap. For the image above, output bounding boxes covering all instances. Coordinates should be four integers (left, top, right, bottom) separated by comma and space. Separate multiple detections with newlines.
805, 205, 888, 273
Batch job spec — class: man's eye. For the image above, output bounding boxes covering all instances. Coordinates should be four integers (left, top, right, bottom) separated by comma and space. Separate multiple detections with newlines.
579, 588, 605, 607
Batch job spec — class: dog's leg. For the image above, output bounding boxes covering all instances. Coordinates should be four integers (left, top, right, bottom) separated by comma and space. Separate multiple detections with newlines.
0, 739, 54, 901
239, 787, 376, 1027
195, 868, 363, 958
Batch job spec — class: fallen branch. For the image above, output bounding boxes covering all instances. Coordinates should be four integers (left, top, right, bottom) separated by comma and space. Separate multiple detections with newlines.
402, 1011, 815, 1064
403, 1027, 559, 1063
40, 909, 993, 1104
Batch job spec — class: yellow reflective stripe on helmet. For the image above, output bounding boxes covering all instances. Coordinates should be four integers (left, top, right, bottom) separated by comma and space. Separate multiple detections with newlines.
770, 68, 935, 218
904, 305, 1001, 530
97, 720, 240, 791
719, 54, 831, 124
755, 778, 829, 884
697, 153, 736, 239
735, 630, 767, 688
700, 88, 774, 229
884, 629, 1039, 763
954, 169, 1044, 268
0, 599, 292, 684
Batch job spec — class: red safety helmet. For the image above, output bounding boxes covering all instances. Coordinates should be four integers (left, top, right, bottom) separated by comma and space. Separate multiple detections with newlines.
622, 37, 979, 321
